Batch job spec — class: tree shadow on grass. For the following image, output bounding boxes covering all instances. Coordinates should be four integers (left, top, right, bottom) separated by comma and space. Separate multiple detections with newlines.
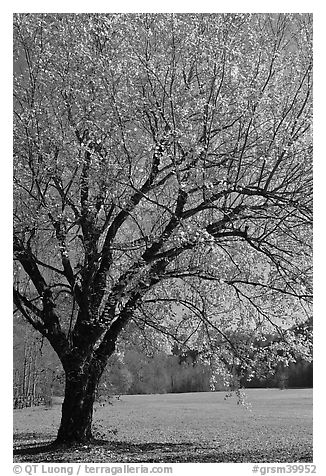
14, 437, 195, 457
13, 436, 313, 463
14, 433, 66, 457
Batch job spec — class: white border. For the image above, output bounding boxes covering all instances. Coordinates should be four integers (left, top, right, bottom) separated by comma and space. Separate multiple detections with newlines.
3, 3, 325, 474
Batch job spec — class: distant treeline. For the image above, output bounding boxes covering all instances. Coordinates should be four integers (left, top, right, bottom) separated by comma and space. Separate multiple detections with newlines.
14, 320, 312, 406
100, 346, 212, 396
240, 358, 313, 389
100, 345, 312, 396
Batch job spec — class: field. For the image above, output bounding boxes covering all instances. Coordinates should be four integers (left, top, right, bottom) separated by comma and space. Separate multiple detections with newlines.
13, 388, 313, 463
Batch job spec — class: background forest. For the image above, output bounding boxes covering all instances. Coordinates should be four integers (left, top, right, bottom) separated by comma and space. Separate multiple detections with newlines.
14, 316, 312, 408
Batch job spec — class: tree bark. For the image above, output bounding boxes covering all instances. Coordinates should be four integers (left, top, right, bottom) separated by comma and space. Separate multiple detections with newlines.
55, 363, 103, 444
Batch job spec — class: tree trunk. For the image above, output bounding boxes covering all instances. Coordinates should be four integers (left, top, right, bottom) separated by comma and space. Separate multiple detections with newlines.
55, 364, 103, 444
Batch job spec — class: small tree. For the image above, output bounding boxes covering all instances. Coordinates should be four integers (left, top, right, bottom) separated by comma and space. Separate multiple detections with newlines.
14, 320, 64, 407
13, 13, 312, 444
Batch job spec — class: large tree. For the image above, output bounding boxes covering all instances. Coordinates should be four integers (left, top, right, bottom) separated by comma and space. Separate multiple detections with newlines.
13, 13, 312, 444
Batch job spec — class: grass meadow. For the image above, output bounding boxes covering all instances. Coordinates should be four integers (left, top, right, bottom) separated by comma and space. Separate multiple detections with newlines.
13, 388, 313, 463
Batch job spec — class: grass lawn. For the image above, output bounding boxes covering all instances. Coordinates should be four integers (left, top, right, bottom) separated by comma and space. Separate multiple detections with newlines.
13, 388, 313, 463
